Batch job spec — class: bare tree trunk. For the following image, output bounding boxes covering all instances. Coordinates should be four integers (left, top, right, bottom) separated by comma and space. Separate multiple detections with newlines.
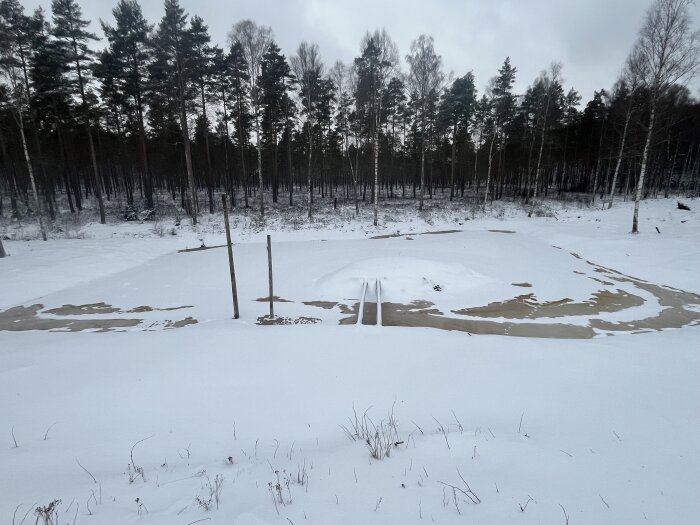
450, 122, 457, 201
255, 109, 264, 218
633, 102, 656, 234
179, 95, 197, 225
236, 95, 248, 209
17, 112, 47, 241
419, 109, 426, 211
485, 131, 496, 205
0, 237, 6, 258
307, 115, 313, 219
533, 112, 548, 199
608, 108, 631, 209
373, 111, 379, 226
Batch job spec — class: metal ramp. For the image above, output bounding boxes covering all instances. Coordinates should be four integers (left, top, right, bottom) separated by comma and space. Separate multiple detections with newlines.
357, 279, 382, 326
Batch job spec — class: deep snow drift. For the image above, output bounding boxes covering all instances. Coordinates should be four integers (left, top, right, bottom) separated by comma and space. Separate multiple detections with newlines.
1, 197, 699, 524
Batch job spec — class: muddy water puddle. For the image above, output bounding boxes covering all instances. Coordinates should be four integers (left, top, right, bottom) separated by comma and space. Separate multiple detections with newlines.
0, 303, 197, 332
325, 253, 700, 338
370, 229, 461, 239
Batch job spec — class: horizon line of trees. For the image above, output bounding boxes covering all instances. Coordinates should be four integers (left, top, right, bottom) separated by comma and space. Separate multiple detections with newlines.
1, 0, 699, 246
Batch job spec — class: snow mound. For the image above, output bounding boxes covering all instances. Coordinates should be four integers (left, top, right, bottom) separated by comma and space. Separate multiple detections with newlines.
314, 257, 491, 301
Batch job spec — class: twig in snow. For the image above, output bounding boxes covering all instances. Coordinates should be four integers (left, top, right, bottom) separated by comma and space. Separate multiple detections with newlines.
518, 412, 524, 434
432, 416, 450, 450
11, 425, 18, 448
411, 420, 424, 435
374, 497, 383, 512
15, 502, 37, 525
451, 411, 463, 433
75, 458, 97, 484
518, 496, 533, 512
599, 493, 610, 509
129, 435, 153, 483
559, 449, 574, 458
560, 504, 570, 524
437, 469, 481, 505
185, 519, 211, 525
43, 422, 58, 441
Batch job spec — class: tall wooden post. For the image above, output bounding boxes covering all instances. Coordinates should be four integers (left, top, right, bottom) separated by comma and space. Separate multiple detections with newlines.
221, 194, 240, 319
267, 234, 274, 319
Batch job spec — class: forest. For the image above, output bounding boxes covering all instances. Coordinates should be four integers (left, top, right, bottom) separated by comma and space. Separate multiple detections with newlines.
1, 0, 699, 240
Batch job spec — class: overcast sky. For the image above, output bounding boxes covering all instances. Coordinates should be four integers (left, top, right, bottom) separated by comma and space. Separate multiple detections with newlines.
22, 0, 700, 104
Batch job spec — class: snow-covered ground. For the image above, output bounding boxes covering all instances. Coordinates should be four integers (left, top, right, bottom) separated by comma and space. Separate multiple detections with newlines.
1, 197, 699, 524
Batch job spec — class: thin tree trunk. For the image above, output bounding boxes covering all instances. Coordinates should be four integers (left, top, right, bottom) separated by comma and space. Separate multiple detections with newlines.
485, 131, 496, 205
17, 111, 47, 241
608, 107, 631, 209
633, 101, 656, 234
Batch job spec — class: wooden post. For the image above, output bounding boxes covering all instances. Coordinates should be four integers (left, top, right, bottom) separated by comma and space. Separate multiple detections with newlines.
267, 234, 274, 319
221, 194, 240, 319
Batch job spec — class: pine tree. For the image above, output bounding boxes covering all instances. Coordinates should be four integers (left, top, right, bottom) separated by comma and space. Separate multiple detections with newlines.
259, 41, 292, 204
51, 0, 106, 223
101, 0, 153, 209
190, 15, 216, 212
226, 40, 250, 207
151, 0, 198, 223
0, 0, 48, 239
443, 72, 477, 199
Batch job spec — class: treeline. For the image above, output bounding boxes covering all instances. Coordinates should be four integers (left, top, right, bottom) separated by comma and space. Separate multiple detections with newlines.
1, 0, 699, 237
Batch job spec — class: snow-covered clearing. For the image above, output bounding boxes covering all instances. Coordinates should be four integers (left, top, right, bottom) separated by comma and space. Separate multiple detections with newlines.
1, 198, 699, 524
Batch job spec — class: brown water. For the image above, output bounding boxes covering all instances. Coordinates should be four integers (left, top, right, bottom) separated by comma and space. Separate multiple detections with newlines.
255, 296, 293, 303
0, 303, 197, 332
329, 253, 700, 338
453, 289, 644, 319
370, 229, 461, 239
256, 316, 321, 325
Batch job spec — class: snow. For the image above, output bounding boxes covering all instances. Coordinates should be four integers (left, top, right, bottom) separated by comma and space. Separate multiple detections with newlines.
1, 197, 699, 524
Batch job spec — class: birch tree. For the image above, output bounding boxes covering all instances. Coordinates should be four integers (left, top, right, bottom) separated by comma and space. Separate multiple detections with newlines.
355, 30, 398, 225
406, 34, 443, 212
330, 60, 360, 215
229, 20, 271, 218
532, 62, 562, 200
627, 0, 700, 233
607, 75, 639, 209
291, 41, 322, 219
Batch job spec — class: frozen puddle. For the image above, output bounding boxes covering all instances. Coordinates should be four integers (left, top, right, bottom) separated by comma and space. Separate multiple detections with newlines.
0, 303, 197, 332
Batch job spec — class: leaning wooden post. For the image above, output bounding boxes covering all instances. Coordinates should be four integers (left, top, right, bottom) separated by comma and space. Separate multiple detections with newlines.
221, 194, 240, 319
267, 234, 274, 319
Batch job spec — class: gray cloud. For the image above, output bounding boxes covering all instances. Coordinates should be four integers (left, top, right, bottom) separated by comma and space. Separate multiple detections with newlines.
22, 0, 700, 103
